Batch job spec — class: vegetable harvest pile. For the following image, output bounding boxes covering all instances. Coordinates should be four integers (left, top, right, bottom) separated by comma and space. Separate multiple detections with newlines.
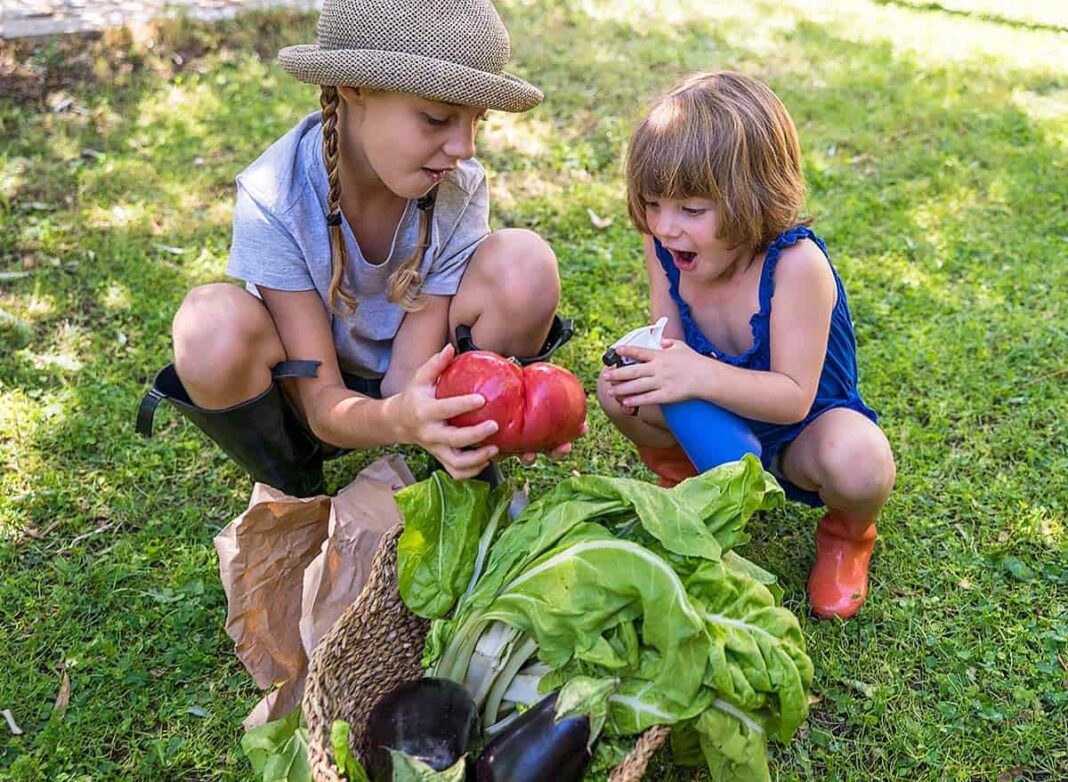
394, 454, 813, 781
241, 455, 814, 781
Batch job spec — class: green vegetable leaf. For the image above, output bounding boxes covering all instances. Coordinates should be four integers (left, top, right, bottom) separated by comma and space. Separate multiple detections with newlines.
240, 707, 311, 782
537, 474, 725, 560
556, 675, 619, 742
396, 472, 496, 618
388, 751, 467, 782
696, 701, 773, 782
482, 538, 712, 708
686, 560, 813, 739
330, 721, 370, 782
722, 551, 784, 604
606, 677, 713, 735
672, 455, 785, 553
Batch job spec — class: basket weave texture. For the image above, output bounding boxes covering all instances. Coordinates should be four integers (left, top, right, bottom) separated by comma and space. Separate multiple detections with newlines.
302, 523, 670, 781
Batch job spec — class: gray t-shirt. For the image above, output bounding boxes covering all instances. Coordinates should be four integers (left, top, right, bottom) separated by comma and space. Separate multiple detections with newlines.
226, 113, 490, 378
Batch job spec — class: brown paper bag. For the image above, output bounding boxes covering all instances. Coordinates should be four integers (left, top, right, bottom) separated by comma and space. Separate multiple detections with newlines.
300, 453, 415, 657
214, 455, 415, 729
215, 485, 330, 691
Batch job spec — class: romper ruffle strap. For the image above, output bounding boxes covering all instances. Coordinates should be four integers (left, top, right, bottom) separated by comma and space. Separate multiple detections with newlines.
655, 225, 830, 369
748, 226, 831, 366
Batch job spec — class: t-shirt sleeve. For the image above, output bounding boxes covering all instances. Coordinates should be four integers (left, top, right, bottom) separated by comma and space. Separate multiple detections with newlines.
226, 182, 314, 291
420, 175, 490, 296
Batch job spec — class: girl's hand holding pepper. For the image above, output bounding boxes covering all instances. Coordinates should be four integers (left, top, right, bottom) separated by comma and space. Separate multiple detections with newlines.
392, 345, 500, 480
604, 338, 714, 408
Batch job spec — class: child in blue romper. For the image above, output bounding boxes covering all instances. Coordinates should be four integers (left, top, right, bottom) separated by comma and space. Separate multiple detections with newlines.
598, 71, 896, 620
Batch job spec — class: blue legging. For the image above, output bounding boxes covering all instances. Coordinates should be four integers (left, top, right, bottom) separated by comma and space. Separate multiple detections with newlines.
661, 399, 762, 470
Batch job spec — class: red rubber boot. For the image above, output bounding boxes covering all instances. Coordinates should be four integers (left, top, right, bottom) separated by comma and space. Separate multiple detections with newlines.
808, 511, 877, 619
636, 444, 699, 488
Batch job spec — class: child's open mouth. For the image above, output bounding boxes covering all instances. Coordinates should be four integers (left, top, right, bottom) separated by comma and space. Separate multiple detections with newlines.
671, 249, 698, 271
422, 167, 449, 183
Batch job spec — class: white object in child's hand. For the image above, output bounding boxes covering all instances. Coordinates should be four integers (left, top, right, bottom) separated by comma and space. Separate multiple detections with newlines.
604, 316, 668, 366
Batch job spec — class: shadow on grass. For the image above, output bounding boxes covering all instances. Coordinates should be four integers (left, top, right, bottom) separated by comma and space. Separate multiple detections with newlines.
1, 2, 1066, 779
872, 0, 1068, 34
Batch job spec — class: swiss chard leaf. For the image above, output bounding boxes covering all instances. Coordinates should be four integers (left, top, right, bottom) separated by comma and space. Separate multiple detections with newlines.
686, 560, 813, 739
240, 708, 311, 782
388, 751, 468, 782
396, 472, 497, 618
481, 537, 712, 707
696, 702, 773, 782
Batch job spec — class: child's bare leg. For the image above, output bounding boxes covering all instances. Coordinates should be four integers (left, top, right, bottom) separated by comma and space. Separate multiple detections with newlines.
172, 283, 286, 409
778, 408, 896, 619
448, 229, 560, 358
166, 282, 324, 496
597, 370, 700, 485
596, 368, 676, 447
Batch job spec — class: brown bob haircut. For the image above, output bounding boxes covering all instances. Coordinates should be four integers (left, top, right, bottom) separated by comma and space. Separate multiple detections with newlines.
626, 71, 807, 250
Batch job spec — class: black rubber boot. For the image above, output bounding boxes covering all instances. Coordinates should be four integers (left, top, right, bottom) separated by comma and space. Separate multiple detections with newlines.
455, 314, 574, 366
136, 361, 326, 498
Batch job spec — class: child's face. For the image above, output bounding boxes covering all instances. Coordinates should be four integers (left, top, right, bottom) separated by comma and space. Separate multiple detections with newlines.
340, 88, 485, 199
643, 196, 735, 277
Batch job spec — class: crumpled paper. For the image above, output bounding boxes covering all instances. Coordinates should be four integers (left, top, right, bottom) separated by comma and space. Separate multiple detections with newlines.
213, 454, 415, 729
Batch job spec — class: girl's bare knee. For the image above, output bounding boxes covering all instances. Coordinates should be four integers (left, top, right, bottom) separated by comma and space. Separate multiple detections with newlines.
172, 284, 283, 394
819, 428, 895, 509
474, 229, 560, 316
596, 370, 627, 421
451, 230, 560, 357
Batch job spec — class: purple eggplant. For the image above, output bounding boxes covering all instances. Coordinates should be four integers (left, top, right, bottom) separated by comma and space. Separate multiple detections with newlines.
365, 677, 481, 780
473, 692, 592, 782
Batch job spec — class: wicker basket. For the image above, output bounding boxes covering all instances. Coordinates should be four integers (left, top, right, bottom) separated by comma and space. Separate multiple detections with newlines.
302, 523, 671, 782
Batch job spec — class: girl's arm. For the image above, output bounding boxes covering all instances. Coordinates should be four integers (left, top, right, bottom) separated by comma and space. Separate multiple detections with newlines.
706, 240, 836, 422
258, 287, 405, 448
608, 240, 836, 424
381, 294, 451, 398
259, 288, 498, 478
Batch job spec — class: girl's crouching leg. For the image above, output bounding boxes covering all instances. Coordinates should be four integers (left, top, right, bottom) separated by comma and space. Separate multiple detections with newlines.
596, 370, 694, 486
172, 282, 286, 410
165, 283, 323, 497
449, 228, 560, 359
779, 408, 896, 619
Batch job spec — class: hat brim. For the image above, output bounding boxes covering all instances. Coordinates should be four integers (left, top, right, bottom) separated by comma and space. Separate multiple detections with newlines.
277, 45, 543, 112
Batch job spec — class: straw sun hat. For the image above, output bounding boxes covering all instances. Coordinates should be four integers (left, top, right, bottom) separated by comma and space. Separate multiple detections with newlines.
278, 0, 543, 112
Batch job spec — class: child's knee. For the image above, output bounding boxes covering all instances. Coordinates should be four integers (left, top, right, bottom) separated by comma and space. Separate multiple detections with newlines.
173, 283, 282, 388
478, 229, 560, 313
596, 369, 628, 423
819, 428, 895, 507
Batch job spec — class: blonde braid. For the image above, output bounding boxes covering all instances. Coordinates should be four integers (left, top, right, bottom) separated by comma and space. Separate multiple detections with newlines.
386, 193, 435, 312
320, 85, 357, 313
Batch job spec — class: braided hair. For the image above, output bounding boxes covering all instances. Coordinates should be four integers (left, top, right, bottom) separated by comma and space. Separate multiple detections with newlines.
319, 85, 436, 314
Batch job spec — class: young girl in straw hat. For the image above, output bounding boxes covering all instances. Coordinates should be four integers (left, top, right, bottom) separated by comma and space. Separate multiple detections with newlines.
599, 72, 895, 619
137, 0, 580, 497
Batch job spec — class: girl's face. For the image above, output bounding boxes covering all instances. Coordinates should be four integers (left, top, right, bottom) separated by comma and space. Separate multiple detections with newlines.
339, 88, 485, 199
643, 196, 739, 279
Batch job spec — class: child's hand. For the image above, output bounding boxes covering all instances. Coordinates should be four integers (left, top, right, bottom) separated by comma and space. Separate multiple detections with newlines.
604, 338, 708, 407
395, 345, 500, 480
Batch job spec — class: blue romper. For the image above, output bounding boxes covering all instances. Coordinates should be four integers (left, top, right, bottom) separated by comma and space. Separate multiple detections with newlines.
655, 225, 878, 507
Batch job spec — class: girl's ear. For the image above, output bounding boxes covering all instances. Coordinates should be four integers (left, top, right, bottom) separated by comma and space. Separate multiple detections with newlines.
337, 85, 367, 105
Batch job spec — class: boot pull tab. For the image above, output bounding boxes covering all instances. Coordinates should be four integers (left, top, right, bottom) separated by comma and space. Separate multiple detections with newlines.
137, 361, 321, 439
271, 360, 320, 380
136, 387, 166, 438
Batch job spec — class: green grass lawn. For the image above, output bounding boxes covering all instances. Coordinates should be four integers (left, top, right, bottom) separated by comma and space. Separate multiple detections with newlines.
1, 0, 1066, 779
